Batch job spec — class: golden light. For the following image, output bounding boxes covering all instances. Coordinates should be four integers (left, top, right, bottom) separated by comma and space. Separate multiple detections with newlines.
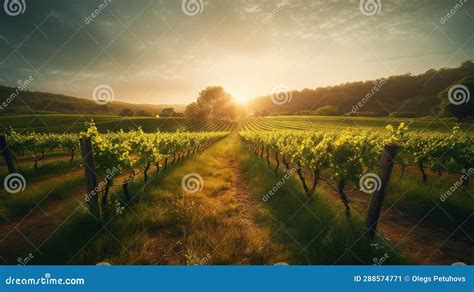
233, 95, 250, 104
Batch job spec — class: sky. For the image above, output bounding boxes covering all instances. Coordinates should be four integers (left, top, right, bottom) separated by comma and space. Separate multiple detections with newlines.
0, 0, 473, 105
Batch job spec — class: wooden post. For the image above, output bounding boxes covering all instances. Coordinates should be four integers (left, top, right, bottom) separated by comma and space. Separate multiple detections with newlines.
366, 144, 398, 240
0, 134, 16, 173
80, 137, 99, 219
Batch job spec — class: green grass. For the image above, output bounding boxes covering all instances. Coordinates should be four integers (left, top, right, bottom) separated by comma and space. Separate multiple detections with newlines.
0, 173, 84, 219
33, 207, 102, 265
3, 156, 81, 181
0, 154, 84, 219
1, 114, 471, 265
386, 168, 474, 234
238, 136, 407, 264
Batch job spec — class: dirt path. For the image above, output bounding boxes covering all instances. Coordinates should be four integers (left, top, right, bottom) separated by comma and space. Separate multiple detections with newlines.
174, 136, 288, 264
143, 134, 289, 265
227, 154, 259, 218
0, 187, 84, 264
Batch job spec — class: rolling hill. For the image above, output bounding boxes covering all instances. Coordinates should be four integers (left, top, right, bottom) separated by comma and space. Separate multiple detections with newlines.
0, 86, 184, 116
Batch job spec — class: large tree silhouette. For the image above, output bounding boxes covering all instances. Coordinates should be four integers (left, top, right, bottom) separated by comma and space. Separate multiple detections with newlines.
185, 86, 237, 122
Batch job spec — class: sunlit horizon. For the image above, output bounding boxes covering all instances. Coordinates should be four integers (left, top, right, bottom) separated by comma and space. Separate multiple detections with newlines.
233, 95, 252, 105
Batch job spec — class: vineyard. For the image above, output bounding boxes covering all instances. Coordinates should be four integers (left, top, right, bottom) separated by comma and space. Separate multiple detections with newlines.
241, 124, 473, 238
0, 117, 473, 265
2, 1, 472, 287
0, 115, 236, 133
2, 122, 228, 221
3, 115, 472, 134
240, 124, 473, 196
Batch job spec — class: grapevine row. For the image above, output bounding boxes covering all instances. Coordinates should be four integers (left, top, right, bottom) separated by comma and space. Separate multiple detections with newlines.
3, 123, 228, 221
240, 124, 473, 213
5, 124, 228, 173
80, 123, 228, 219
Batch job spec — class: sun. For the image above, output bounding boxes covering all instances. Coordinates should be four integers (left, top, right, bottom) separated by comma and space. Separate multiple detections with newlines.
233, 95, 250, 104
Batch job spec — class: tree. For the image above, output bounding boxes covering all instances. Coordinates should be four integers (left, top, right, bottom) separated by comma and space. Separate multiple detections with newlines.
185, 86, 237, 122
312, 105, 343, 116
160, 107, 177, 117
135, 110, 154, 117
185, 102, 207, 121
438, 77, 473, 121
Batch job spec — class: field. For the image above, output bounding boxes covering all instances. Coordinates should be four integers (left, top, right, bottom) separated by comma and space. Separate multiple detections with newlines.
0, 115, 235, 133
0, 115, 473, 265
2, 114, 472, 133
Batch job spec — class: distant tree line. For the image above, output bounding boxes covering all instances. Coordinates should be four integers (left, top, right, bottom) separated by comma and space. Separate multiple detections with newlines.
117, 107, 185, 117
249, 61, 474, 120
159, 107, 185, 117
182, 61, 472, 122
119, 108, 155, 117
